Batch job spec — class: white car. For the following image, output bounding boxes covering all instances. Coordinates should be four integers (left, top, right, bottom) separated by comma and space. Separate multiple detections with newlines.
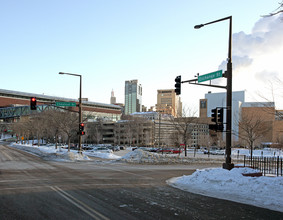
93, 147, 113, 154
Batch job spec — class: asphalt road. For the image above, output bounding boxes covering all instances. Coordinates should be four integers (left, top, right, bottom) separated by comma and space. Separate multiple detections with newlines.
0, 143, 283, 220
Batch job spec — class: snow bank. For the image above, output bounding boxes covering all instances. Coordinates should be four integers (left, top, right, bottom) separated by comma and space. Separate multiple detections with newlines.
167, 167, 283, 212
119, 149, 222, 164
10, 143, 90, 162
84, 151, 121, 160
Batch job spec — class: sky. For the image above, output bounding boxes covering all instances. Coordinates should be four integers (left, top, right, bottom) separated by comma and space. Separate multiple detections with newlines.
1, 1, 283, 111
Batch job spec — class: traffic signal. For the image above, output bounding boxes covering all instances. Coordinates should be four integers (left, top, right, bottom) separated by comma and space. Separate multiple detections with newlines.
79, 123, 85, 135
30, 97, 37, 110
175, 75, 181, 95
209, 124, 217, 131
211, 108, 217, 123
209, 108, 224, 132
217, 108, 224, 124
217, 123, 224, 132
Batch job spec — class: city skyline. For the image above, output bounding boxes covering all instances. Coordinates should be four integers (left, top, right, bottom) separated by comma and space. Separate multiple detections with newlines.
1, 1, 283, 110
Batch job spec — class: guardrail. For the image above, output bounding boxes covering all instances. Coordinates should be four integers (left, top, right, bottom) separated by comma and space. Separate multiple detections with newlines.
243, 155, 283, 176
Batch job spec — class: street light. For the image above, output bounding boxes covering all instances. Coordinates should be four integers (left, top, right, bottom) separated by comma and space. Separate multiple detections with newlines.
194, 16, 234, 170
58, 72, 83, 154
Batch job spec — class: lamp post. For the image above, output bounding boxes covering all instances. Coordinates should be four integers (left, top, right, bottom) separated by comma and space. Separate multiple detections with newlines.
194, 16, 234, 170
58, 72, 83, 154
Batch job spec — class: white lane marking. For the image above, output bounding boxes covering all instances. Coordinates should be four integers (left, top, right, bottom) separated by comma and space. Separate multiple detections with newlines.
0, 183, 152, 191
1, 150, 14, 161
86, 165, 155, 180
50, 186, 109, 220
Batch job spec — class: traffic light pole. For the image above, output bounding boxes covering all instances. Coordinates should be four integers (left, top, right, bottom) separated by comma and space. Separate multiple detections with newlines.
224, 16, 233, 170
59, 72, 83, 154
79, 75, 82, 154
192, 16, 234, 170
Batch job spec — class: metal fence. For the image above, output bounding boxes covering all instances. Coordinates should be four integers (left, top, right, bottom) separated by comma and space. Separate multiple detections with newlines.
243, 156, 283, 176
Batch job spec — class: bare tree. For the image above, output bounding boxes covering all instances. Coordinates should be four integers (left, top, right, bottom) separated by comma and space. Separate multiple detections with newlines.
57, 111, 78, 151
41, 110, 63, 149
87, 121, 103, 144
172, 107, 197, 157
262, 1, 283, 17
237, 111, 271, 160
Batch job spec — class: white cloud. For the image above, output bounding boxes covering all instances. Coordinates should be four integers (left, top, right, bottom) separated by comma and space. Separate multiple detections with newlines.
217, 15, 283, 108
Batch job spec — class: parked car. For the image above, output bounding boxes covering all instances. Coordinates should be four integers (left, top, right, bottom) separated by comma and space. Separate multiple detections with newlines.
149, 148, 158, 152
107, 146, 120, 151
172, 148, 183, 154
93, 147, 113, 153
157, 148, 174, 154
119, 146, 126, 150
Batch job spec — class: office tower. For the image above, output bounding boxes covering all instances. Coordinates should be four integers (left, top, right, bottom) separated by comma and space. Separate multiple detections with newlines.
156, 89, 182, 117
124, 80, 142, 114
110, 89, 116, 104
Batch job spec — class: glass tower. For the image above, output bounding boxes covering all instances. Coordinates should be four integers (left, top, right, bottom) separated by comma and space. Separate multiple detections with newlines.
125, 80, 142, 115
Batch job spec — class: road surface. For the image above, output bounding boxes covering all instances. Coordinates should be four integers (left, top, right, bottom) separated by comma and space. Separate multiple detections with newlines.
0, 143, 282, 219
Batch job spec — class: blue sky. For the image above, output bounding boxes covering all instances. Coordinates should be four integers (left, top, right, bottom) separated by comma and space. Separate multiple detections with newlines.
1, 0, 282, 111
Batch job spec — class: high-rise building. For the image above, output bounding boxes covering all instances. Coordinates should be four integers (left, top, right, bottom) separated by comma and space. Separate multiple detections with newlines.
124, 80, 142, 115
110, 89, 116, 104
156, 89, 182, 117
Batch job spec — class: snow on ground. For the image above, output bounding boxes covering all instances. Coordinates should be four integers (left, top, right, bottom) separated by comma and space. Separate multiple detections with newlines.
119, 149, 222, 164
232, 148, 283, 157
167, 167, 283, 213
9, 142, 121, 161
10, 143, 91, 161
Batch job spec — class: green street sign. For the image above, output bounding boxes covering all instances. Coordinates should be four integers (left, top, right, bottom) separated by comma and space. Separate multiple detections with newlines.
198, 70, 223, 83
55, 102, 77, 107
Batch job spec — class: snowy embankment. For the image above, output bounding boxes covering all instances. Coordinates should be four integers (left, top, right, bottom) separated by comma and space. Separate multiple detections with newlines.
167, 167, 283, 213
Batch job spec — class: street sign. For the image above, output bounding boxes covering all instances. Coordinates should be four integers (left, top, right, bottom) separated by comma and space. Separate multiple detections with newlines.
55, 102, 77, 107
198, 70, 223, 83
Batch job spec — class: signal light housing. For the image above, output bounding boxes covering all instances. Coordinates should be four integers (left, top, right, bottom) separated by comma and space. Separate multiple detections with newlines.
174, 75, 181, 95
79, 123, 85, 135
30, 97, 37, 110
211, 108, 217, 123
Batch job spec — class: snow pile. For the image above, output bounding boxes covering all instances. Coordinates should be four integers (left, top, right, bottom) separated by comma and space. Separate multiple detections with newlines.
49, 151, 90, 162
10, 143, 91, 162
167, 167, 283, 212
84, 151, 121, 160
119, 149, 221, 164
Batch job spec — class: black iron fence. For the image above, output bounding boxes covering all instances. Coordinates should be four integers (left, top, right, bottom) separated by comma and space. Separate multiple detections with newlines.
243, 156, 283, 176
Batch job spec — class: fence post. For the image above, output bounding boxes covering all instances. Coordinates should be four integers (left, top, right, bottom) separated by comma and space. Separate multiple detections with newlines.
264, 157, 266, 176
244, 155, 246, 167
277, 156, 279, 177
281, 158, 282, 176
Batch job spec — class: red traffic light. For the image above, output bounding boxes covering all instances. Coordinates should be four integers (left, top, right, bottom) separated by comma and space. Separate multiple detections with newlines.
79, 123, 85, 132
30, 97, 37, 110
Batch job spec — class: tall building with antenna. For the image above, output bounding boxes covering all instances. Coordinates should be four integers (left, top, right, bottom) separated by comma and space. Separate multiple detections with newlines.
110, 89, 116, 104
